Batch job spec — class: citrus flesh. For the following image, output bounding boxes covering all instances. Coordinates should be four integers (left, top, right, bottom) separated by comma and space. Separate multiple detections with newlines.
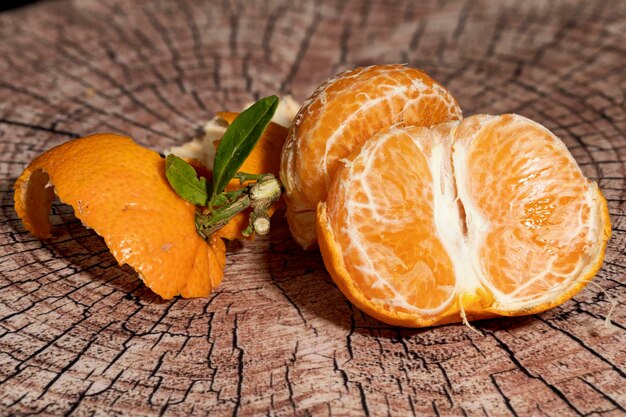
281, 64, 462, 249
317, 115, 611, 327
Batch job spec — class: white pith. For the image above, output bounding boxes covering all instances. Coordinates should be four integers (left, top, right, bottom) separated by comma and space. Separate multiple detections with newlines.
428, 138, 484, 307
334, 116, 607, 316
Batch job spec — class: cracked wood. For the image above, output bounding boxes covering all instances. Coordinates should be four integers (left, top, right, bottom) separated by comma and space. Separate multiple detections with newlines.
0, 0, 625, 416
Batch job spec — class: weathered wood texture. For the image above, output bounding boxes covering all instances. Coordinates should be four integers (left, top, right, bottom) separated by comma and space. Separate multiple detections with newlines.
0, 0, 624, 415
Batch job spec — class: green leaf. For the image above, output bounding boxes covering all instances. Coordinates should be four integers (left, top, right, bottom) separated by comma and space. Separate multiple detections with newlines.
210, 95, 279, 204
165, 154, 209, 206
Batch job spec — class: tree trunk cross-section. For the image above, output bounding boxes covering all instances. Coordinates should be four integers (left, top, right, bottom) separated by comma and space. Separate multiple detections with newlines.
0, 0, 624, 416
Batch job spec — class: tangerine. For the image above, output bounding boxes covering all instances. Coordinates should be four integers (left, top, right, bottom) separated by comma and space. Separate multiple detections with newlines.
317, 115, 611, 327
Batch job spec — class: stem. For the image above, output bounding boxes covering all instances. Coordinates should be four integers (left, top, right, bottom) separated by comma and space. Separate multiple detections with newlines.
196, 194, 252, 238
196, 173, 282, 239
234, 172, 266, 184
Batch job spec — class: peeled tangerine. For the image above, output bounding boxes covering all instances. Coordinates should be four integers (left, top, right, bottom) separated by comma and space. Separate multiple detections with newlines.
317, 114, 611, 327
14, 115, 288, 299
281, 64, 462, 249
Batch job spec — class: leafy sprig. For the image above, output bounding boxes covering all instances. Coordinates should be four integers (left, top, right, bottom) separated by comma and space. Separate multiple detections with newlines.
210, 96, 278, 205
165, 96, 281, 238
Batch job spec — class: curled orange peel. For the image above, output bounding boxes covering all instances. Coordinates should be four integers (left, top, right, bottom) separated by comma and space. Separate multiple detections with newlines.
14, 116, 289, 299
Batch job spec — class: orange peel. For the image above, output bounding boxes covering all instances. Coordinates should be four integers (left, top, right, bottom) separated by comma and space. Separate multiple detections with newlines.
14, 134, 225, 299
14, 114, 289, 298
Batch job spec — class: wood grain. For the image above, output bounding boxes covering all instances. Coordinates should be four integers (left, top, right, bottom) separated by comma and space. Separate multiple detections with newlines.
0, 0, 624, 415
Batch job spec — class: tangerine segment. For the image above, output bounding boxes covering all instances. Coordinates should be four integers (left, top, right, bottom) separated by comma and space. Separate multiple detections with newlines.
282, 64, 462, 249
14, 134, 226, 299
319, 127, 459, 327
454, 115, 611, 313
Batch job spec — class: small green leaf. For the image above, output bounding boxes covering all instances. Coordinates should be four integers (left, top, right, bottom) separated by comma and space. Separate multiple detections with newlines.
165, 154, 209, 206
210, 95, 279, 204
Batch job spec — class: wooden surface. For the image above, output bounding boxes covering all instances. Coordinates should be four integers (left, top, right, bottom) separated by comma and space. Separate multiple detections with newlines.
0, 0, 625, 415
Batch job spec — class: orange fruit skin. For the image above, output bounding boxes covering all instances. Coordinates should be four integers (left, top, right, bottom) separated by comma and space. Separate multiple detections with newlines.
14, 113, 290, 299
281, 64, 462, 249
316, 116, 611, 328
14, 134, 226, 299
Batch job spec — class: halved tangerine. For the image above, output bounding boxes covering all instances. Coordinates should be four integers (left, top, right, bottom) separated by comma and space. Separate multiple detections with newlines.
281, 64, 462, 249
317, 115, 611, 327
